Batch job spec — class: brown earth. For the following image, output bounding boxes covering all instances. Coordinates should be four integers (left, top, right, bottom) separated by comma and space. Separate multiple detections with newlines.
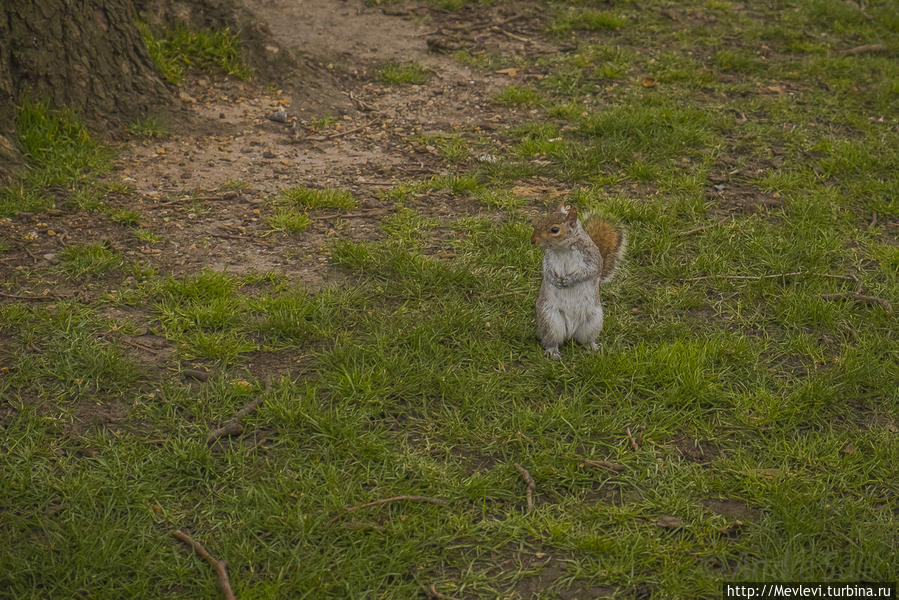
115, 0, 556, 285
1, 0, 562, 296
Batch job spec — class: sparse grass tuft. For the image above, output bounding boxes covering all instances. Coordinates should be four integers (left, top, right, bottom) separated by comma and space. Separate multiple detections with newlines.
127, 116, 169, 139
137, 21, 252, 84
494, 85, 543, 107
59, 243, 122, 278
0, 99, 110, 217
553, 8, 628, 33
377, 61, 432, 84
279, 185, 357, 211
265, 207, 312, 234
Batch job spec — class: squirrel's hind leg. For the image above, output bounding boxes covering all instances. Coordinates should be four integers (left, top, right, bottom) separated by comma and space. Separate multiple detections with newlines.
536, 303, 567, 359
572, 305, 604, 350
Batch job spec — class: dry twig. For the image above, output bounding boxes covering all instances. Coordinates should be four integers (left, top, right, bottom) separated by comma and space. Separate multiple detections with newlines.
307, 119, 378, 142
207, 376, 271, 444
426, 584, 464, 600
495, 28, 531, 43
182, 368, 210, 381
329, 495, 449, 524
308, 208, 390, 220
513, 463, 536, 512
625, 427, 640, 452
684, 270, 804, 282
821, 292, 893, 314
171, 530, 236, 600
678, 219, 727, 237
0, 290, 62, 301
838, 43, 888, 56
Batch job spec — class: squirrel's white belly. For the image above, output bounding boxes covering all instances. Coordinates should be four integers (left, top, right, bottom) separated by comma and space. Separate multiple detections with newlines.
543, 251, 601, 339
544, 280, 597, 337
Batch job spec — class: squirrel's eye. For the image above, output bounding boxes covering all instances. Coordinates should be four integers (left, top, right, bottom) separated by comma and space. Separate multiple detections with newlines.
550, 226, 560, 234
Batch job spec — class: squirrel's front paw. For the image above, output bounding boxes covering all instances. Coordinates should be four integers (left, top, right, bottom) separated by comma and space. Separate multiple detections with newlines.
545, 347, 562, 360
549, 273, 570, 288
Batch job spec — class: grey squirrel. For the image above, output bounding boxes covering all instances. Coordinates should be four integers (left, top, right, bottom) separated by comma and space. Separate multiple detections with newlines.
531, 203, 626, 359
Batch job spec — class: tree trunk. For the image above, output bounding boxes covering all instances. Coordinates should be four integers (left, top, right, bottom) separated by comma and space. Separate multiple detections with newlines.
0, 0, 173, 181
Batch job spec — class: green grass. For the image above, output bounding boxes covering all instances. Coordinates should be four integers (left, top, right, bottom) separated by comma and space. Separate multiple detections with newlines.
59, 243, 123, 278
494, 85, 543, 107
137, 21, 252, 85
552, 8, 628, 33
279, 185, 357, 211
2, 0, 899, 598
0, 99, 111, 217
265, 207, 312, 234
127, 116, 170, 139
265, 186, 357, 234
377, 61, 432, 85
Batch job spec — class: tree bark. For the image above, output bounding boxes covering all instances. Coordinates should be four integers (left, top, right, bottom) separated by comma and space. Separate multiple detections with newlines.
0, 0, 174, 181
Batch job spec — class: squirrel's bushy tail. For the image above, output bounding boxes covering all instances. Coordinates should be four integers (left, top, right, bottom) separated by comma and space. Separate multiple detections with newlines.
584, 217, 626, 283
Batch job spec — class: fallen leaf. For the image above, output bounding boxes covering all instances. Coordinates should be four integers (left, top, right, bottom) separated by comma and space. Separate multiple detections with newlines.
495, 68, 519, 77
656, 516, 683, 529
719, 520, 745, 536
888, 424, 898, 433
641, 77, 657, 88
841, 442, 855, 455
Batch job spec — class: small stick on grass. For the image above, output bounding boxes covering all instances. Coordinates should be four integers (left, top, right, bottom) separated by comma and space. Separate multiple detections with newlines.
513, 463, 535, 512
869, 211, 878, 229
581, 459, 627, 473
309, 208, 390, 220
678, 219, 727, 237
489, 290, 529, 299
182, 368, 210, 382
306, 119, 378, 142
0, 290, 62, 301
838, 43, 887, 56
171, 530, 236, 600
328, 495, 449, 524
625, 427, 640, 452
821, 292, 893, 314
684, 270, 804, 282
207, 376, 271, 444
427, 584, 464, 600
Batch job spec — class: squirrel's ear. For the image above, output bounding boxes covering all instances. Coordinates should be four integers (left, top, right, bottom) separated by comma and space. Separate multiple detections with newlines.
557, 202, 571, 215
566, 205, 578, 225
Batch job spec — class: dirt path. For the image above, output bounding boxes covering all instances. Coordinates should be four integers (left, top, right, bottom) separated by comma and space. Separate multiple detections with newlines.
109, 0, 554, 287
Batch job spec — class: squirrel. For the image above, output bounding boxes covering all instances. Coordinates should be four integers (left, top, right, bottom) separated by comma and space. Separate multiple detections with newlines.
531, 203, 626, 359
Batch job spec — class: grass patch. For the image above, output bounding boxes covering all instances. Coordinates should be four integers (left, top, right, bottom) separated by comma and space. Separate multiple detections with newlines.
127, 116, 169, 139
266, 207, 312, 234
377, 61, 432, 84
493, 85, 543, 107
3, 1, 899, 598
279, 185, 357, 211
553, 8, 628, 33
0, 99, 110, 217
137, 21, 252, 85
59, 243, 123, 278
265, 185, 356, 234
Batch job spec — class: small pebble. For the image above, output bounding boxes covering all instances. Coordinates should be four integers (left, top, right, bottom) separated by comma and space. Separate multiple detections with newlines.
268, 108, 289, 123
